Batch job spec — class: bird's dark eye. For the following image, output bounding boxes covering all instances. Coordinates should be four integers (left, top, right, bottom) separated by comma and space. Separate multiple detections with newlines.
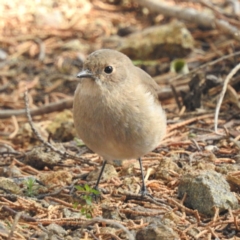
104, 66, 113, 74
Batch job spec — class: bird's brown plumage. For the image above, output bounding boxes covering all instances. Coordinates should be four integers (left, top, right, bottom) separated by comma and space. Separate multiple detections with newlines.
73, 49, 166, 163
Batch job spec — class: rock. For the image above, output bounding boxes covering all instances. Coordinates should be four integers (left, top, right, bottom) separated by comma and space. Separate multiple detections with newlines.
23, 146, 63, 170
46, 223, 67, 236
86, 163, 118, 181
155, 157, 180, 182
0, 177, 22, 194
0, 165, 22, 177
39, 170, 73, 187
0, 49, 8, 60
102, 204, 123, 221
178, 170, 238, 216
118, 176, 141, 194
63, 208, 82, 218
136, 222, 179, 240
103, 20, 194, 60
46, 110, 75, 142
162, 211, 182, 225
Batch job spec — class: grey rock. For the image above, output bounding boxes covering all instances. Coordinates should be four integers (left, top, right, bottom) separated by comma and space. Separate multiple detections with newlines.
46, 223, 67, 236
86, 163, 118, 181
0, 49, 8, 60
102, 204, 123, 221
178, 170, 238, 216
0, 177, 22, 194
136, 222, 179, 240
24, 146, 62, 170
63, 208, 82, 218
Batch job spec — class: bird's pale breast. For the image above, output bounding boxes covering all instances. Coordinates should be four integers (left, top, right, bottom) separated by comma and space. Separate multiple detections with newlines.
73, 79, 166, 162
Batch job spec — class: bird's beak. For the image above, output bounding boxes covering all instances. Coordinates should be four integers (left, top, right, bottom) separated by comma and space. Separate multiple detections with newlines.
77, 70, 94, 79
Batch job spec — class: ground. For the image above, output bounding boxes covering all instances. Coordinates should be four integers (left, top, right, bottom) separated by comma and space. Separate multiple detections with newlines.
0, 0, 240, 239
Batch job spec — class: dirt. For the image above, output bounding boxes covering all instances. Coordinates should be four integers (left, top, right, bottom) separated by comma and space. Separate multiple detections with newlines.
0, 0, 240, 239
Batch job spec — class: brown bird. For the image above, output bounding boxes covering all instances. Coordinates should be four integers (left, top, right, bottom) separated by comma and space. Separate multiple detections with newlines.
73, 49, 166, 195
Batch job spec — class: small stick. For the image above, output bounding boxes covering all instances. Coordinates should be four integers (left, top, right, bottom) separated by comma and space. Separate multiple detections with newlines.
214, 62, 240, 133
24, 89, 97, 166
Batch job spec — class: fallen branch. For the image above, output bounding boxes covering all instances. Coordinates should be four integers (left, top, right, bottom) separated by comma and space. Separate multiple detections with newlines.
24, 90, 97, 166
137, 0, 240, 41
0, 98, 73, 119
0, 86, 187, 119
169, 50, 240, 83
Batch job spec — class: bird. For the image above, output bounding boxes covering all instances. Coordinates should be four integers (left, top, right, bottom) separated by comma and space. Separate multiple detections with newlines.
73, 49, 166, 196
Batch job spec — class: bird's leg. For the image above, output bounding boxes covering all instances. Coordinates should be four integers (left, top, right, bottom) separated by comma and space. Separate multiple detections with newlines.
138, 157, 153, 198
95, 160, 107, 189
138, 157, 148, 195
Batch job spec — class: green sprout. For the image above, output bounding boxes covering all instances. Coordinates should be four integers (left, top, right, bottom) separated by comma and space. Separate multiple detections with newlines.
188, 132, 197, 138
74, 184, 100, 218
74, 137, 85, 147
170, 59, 189, 74
24, 178, 38, 197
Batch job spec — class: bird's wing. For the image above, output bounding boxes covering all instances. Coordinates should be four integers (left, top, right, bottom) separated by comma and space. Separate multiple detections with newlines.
135, 66, 161, 102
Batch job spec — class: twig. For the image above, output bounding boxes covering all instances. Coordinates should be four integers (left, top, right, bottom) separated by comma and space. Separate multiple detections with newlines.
24, 90, 67, 156
7, 211, 22, 240
0, 86, 183, 119
84, 229, 99, 240
168, 113, 214, 132
34, 38, 45, 61
9, 116, 19, 139
169, 50, 240, 84
170, 84, 182, 111
24, 90, 97, 166
190, 138, 201, 151
0, 98, 73, 119
2, 206, 37, 222
98, 232, 122, 240
214, 62, 240, 133
137, 0, 240, 41
198, 0, 240, 27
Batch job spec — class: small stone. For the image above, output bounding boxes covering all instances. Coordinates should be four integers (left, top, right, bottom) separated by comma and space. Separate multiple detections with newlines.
46, 223, 67, 236
39, 170, 72, 187
205, 145, 219, 152
63, 208, 82, 218
155, 157, 180, 181
0, 177, 22, 194
102, 204, 123, 221
0, 49, 8, 60
178, 170, 238, 216
136, 222, 179, 240
86, 164, 118, 181
24, 146, 63, 170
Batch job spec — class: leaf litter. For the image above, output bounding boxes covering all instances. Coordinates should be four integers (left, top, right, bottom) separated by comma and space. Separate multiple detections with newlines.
0, 0, 240, 239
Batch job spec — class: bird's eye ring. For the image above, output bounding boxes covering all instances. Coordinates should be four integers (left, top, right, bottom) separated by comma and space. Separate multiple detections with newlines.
104, 66, 113, 74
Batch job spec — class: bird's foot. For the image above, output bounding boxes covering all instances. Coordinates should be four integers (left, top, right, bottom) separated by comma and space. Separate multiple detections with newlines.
90, 186, 102, 202
139, 186, 153, 199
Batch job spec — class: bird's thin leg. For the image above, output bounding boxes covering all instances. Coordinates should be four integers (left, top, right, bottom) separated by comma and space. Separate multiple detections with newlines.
95, 160, 107, 189
138, 157, 148, 195
90, 160, 107, 201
